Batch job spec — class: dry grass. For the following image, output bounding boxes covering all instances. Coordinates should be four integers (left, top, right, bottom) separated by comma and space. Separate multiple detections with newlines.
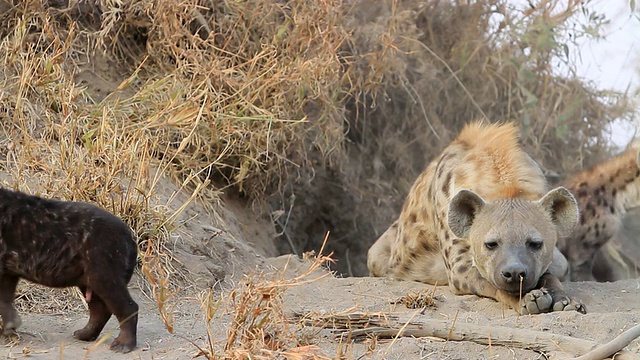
0, 2, 200, 317
14, 285, 86, 315
87, 0, 351, 198
391, 288, 438, 310
192, 245, 336, 359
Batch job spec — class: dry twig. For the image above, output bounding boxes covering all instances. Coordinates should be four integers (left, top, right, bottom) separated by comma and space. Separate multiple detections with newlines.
299, 312, 640, 360
574, 324, 640, 360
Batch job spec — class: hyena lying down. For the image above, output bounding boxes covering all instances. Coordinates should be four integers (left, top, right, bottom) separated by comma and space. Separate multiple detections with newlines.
558, 140, 640, 281
0, 187, 138, 353
368, 121, 586, 314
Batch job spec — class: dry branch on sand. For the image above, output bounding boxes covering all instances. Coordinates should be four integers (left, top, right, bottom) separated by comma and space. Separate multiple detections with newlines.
297, 312, 640, 360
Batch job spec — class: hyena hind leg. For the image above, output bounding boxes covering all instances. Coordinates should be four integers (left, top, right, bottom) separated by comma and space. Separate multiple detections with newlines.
91, 280, 139, 353
0, 275, 21, 336
73, 289, 112, 342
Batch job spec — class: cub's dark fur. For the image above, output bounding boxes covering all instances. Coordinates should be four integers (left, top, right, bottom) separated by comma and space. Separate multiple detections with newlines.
0, 187, 138, 353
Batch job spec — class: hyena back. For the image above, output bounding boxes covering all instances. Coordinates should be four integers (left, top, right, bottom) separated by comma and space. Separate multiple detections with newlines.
558, 140, 640, 281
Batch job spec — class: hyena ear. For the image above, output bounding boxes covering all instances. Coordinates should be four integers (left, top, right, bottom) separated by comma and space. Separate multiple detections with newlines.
448, 189, 486, 238
536, 186, 579, 237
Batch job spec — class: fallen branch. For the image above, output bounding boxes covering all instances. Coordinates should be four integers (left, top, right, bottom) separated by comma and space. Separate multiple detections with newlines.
574, 324, 640, 360
296, 312, 640, 360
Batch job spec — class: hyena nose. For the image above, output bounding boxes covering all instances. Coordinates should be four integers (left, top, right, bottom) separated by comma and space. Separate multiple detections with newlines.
501, 263, 527, 283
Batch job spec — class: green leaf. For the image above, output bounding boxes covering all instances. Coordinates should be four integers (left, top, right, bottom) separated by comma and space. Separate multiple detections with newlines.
520, 86, 538, 108
276, 21, 290, 41
83, 128, 97, 151
555, 123, 569, 139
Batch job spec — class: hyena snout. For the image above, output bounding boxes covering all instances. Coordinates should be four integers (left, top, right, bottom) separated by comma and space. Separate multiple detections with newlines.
500, 263, 527, 283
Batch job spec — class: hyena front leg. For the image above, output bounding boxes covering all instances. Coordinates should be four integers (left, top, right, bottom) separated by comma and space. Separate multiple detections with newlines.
522, 272, 587, 314
445, 256, 521, 309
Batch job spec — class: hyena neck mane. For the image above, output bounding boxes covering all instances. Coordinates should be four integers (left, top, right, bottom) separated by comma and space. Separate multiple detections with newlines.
446, 122, 547, 202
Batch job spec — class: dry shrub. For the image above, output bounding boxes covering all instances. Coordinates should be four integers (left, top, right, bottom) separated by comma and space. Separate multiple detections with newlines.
194, 252, 335, 359
2, 0, 350, 207
0, 6, 165, 234
86, 0, 351, 197
0, 7, 192, 313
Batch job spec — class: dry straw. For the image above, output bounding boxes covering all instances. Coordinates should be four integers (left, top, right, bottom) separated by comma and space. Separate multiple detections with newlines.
192, 238, 336, 359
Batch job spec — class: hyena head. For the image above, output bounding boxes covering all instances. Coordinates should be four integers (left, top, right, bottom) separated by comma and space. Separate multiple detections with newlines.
447, 187, 579, 295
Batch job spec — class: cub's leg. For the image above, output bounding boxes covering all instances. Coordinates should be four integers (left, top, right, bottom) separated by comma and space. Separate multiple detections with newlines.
88, 278, 139, 353
0, 275, 20, 335
73, 288, 113, 342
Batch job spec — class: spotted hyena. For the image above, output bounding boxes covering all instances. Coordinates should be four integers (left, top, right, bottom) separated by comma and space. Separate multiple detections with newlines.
0, 187, 138, 353
368, 121, 586, 314
557, 140, 640, 282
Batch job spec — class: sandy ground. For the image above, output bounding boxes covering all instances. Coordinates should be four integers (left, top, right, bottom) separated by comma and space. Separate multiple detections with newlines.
1, 254, 639, 360
0, 277, 208, 359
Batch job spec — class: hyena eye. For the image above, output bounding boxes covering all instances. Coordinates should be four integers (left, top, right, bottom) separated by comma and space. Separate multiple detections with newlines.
484, 241, 498, 250
527, 239, 543, 250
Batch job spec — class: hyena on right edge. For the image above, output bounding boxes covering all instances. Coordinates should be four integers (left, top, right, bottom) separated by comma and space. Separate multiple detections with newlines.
0, 187, 138, 353
558, 140, 640, 281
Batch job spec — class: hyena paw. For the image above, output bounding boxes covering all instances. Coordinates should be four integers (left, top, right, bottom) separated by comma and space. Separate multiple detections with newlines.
551, 294, 587, 314
110, 336, 136, 353
521, 289, 587, 315
1, 315, 22, 336
521, 289, 553, 314
73, 327, 99, 341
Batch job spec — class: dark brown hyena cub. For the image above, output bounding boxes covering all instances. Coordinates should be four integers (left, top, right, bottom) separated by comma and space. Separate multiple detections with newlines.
0, 187, 138, 353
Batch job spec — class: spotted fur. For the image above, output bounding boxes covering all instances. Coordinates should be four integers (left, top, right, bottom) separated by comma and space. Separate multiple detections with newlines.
368, 121, 585, 314
558, 140, 640, 281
